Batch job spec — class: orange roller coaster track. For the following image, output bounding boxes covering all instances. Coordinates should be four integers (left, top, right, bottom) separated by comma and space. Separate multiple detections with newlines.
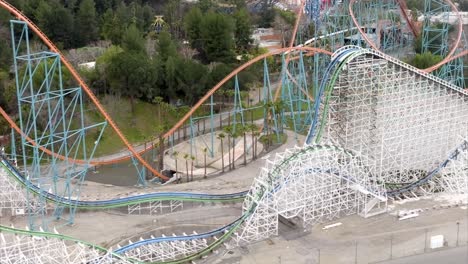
0, 0, 332, 181
349, 0, 463, 74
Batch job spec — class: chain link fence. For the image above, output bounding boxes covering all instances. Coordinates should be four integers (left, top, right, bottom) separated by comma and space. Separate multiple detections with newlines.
303, 221, 468, 264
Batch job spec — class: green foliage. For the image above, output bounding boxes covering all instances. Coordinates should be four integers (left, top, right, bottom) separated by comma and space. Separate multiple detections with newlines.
197, 0, 214, 12
156, 31, 178, 62
276, 9, 296, 26
184, 7, 203, 50
0, 0, 264, 120
163, 0, 183, 38
233, 8, 253, 52
409, 52, 443, 69
107, 51, 151, 112
258, 0, 276, 27
200, 11, 235, 63
405, 0, 424, 11
100, 8, 123, 44
121, 24, 145, 53
76, 0, 98, 46
0, 38, 11, 72
35, 0, 75, 48
175, 58, 209, 105
0, 70, 14, 114
414, 23, 446, 54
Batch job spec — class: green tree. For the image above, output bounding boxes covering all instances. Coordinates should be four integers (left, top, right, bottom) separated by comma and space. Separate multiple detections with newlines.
94, 0, 116, 15
175, 59, 209, 104
0, 38, 11, 72
122, 24, 145, 53
35, 1, 74, 48
258, 0, 275, 28
200, 12, 235, 63
190, 155, 195, 181
156, 31, 178, 62
163, 0, 183, 39
409, 52, 443, 69
100, 8, 124, 44
223, 126, 233, 170
76, 0, 98, 46
202, 147, 208, 178
164, 56, 177, 98
217, 132, 226, 172
172, 151, 180, 183
184, 7, 203, 51
197, 0, 214, 12
233, 8, 253, 52
95, 45, 124, 92
183, 153, 190, 182
107, 52, 151, 114
230, 129, 239, 170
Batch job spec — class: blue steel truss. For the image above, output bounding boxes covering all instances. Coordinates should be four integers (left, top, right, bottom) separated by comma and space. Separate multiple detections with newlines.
10, 20, 107, 230
422, 0, 465, 88
422, 0, 449, 56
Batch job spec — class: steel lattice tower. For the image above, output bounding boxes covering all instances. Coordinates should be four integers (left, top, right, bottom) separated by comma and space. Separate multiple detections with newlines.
10, 21, 107, 230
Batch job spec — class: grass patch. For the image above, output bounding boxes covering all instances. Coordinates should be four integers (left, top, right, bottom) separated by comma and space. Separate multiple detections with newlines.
84, 95, 185, 157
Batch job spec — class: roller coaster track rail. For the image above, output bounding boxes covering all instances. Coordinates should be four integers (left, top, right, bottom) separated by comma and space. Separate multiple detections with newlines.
0, 0, 334, 182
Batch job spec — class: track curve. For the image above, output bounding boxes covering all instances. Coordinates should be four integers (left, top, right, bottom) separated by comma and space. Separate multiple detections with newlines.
0, 0, 331, 180
0, 0, 168, 180
0, 157, 246, 209
348, 0, 464, 74
306, 46, 468, 196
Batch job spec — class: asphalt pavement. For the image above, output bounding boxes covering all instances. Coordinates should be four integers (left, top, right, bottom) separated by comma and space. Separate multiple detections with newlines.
376, 246, 468, 264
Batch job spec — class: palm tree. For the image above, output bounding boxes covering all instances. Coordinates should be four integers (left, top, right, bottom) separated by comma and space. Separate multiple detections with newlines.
273, 99, 285, 134
249, 124, 258, 160
202, 147, 208, 178
231, 130, 238, 170
183, 153, 189, 182
217, 133, 226, 172
172, 151, 179, 183
190, 155, 195, 181
240, 125, 248, 165
223, 126, 232, 170
263, 101, 274, 147
253, 130, 260, 159
157, 134, 166, 171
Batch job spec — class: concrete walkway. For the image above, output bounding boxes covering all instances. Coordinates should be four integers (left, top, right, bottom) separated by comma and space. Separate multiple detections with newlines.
79, 130, 305, 201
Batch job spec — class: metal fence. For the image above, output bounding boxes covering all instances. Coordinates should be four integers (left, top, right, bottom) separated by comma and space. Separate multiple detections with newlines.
302, 221, 468, 264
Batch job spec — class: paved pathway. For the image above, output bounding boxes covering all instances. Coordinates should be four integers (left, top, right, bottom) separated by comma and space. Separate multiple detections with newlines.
79, 130, 305, 201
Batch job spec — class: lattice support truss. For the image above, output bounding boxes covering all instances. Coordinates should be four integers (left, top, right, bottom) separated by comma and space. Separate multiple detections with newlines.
0, 227, 129, 264
313, 48, 468, 196
422, 0, 449, 56
127, 200, 183, 215
434, 140, 468, 194
118, 233, 209, 263
0, 167, 40, 217
10, 20, 107, 229
235, 145, 387, 245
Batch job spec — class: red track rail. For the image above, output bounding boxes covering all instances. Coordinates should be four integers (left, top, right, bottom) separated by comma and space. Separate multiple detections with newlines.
0, 0, 331, 178
397, 0, 418, 37
273, 0, 306, 101
0, 0, 170, 180
348, 0, 463, 74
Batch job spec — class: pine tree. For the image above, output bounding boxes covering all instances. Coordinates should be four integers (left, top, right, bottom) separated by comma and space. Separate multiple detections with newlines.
233, 8, 253, 52
76, 0, 98, 46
